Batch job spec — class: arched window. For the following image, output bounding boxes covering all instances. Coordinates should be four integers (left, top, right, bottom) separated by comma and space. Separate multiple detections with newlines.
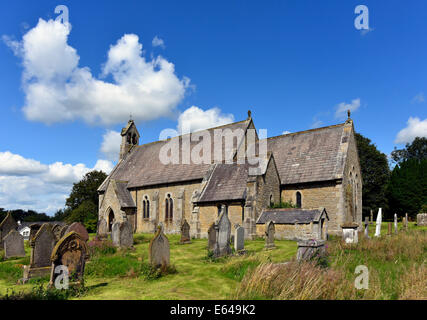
165, 194, 173, 222
296, 192, 302, 208
127, 133, 131, 144
143, 196, 150, 219
108, 209, 115, 232
269, 194, 274, 207
132, 133, 137, 145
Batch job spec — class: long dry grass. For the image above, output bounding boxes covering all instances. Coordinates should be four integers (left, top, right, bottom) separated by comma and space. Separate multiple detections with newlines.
235, 229, 427, 300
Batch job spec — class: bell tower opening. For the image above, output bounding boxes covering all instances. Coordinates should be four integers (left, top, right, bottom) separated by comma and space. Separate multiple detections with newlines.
119, 118, 140, 160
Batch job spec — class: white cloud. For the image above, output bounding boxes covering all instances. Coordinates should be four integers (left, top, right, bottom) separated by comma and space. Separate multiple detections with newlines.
4, 19, 190, 125
310, 120, 323, 129
177, 106, 235, 134
282, 131, 291, 135
0, 151, 113, 214
335, 98, 361, 120
395, 117, 427, 144
412, 92, 425, 103
152, 35, 165, 48
100, 130, 122, 161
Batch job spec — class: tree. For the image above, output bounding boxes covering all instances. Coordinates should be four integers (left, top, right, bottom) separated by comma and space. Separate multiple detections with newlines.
64, 170, 108, 232
387, 158, 427, 218
391, 137, 427, 164
355, 133, 390, 218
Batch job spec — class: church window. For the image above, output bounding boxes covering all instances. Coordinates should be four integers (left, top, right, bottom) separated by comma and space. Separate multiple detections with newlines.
143, 196, 150, 219
165, 194, 173, 222
296, 192, 302, 208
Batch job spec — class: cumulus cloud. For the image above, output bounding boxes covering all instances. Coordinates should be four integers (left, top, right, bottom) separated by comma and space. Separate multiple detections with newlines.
4, 19, 190, 125
395, 117, 427, 144
100, 130, 122, 161
152, 35, 165, 48
0, 151, 113, 214
335, 98, 361, 120
177, 106, 235, 134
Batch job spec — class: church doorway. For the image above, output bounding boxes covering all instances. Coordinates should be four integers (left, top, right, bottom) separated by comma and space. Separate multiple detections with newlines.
108, 209, 115, 232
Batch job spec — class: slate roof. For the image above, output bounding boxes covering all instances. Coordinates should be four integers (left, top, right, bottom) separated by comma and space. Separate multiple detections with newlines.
115, 181, 136, 208
256, 208, 328, 224
197, 163, 249, 203
266, 123, 348, 185
99, 119, 250, 191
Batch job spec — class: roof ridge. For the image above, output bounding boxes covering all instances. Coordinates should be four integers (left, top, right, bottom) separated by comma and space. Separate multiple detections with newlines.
266, 122, 346, 141
135, 119, 249, 149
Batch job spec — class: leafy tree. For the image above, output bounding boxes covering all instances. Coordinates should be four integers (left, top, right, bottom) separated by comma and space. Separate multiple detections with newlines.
64, 170, 107, 232
65, 170, 107, 211
355, 133, 390, 218
391, 137, 427, 164
387, 158, 427, 218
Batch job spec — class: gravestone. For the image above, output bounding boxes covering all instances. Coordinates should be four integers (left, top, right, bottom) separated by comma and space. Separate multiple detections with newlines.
370, 210, 373, 225
49, 231, 89, 288
394, 214, 398, 234
265, 220, 275, 249
97, 218, 108, 239
417, 213, 427, 226
22, 223, 56, 282
234, 225, 245, 253
213, 206, 232, 258
59, 225, 69, 239
387, 222, 392, 235
297, 239, 326, 261
374, 208, 382, 237
111, 220, 133, 248
0, 212, 18, 248
207, 223, 217, 251
180, 219, 191, 244
3, 230, 25, 259
65, 222, 89, 242
342, 224, 358, 244
52, 224, 63, 242
402, 217, 406, 231
149, 226, 170, 267
364, 217, 370, 239
405, 213, 409, 230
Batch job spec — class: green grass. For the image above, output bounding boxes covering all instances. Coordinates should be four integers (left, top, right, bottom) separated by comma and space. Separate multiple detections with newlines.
0, 233, 297, 300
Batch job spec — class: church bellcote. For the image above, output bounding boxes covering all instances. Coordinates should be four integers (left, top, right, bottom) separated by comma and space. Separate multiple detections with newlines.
119, 119, 140, 160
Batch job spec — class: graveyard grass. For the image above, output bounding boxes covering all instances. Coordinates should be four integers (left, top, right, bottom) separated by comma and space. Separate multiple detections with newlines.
0, 222, 426, 300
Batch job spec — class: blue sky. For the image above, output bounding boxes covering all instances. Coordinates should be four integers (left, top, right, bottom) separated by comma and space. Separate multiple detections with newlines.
0, 0, 426, 214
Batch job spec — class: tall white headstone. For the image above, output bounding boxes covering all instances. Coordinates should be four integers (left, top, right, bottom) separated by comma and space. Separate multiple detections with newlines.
374, 208, 382, 237
394, 213, 398, 234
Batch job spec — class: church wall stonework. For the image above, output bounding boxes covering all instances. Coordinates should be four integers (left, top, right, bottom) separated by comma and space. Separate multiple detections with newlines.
198, 204, 244, 238
99, 181, 126, 225
255, 157, 281, 221
281, 181, 343, 235
256, 223, 314, 240
131, 181, 201, 234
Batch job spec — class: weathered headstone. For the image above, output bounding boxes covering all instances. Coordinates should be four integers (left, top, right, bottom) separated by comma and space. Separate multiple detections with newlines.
297, 239, 326, 261
342, 224, 358, 244
49, 231, 89, 288
97, 218, 108, 239
22, 223, 56, 282
394, 214, 398, 234
180, 219, 191, 244
207, 223, 217, 251
52, 224, 63, 242
213, 206, 232, 258
402, 217, 406, 231
265, 220, 275, 249
59, 224, 69, 239
65, 222, 89, 242
29, 224, 42, 242
374, 208, 382, 237
370, 210, 373, 225
0, 212, 18, 248
111, 220, 133, 248
405, 213, 409, 230
417, 213, 427, 226
234, 225, 245, 252
149, 226, 170, 267
387, 222, 392, 235
3, 230, 25, 259
364, 217, 370, 239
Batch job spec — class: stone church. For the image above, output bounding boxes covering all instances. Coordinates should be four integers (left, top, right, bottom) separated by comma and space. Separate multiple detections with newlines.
97, 111, 362, 239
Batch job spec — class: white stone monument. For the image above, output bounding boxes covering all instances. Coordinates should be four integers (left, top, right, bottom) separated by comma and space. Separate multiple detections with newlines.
374, 208, 382, 237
